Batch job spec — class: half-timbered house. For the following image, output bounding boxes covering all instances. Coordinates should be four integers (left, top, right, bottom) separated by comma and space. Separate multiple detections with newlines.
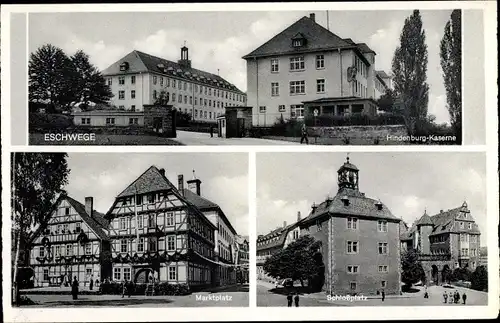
29, 195, 111, 287
105, 166, 217, 290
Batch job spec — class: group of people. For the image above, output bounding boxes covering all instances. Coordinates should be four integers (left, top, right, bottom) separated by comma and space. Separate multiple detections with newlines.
286, 292, 300, 307
443, 290, 467, 304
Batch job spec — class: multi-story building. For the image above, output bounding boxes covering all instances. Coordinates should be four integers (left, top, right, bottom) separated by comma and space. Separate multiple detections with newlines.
178, 172, 239, 286
28, 195, 111, 287
299, 157, 401, 295
102, 47, 247, 122
235, 235, 250, 283
243, 13, 391, 126
256, 212, 302, 281
400, 202, 481, 284
105, 166, 217, 289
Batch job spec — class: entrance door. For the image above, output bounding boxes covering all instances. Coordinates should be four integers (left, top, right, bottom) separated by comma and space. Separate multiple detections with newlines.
152, 117, 162, 133
134, 268, 153, 284
237, 118, 245, 137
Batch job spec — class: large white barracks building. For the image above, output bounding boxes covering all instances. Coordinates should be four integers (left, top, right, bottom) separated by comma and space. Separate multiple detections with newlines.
243, 13, 392, 126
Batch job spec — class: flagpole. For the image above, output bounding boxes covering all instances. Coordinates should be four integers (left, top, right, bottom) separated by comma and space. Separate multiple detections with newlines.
326, 11, 330, 31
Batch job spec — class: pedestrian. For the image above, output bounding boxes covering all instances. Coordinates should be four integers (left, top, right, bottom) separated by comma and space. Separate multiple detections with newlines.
300, 124, 309, 145
455, 291, 460, 304
381, 289, 385, 302
122, 280, 127, 298
71, 276, 79, 300
448, 292, 453, 304
294, 292, 300, 307
89, 275, 94, 291
274, 280, 279, 289
210, 126, 214, 138
286, 293, 293, 307
95, 278, 99, 287
462, 292, 467, 305
443, 291, 448, 304
127, 281, 133, 298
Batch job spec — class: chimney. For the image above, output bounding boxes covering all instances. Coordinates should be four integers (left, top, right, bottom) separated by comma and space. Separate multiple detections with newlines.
159, 168, 166, 177
283, 221, 287, 228
178, 175, 184, 196
85, 197, 93, 218
187, 170, 201, 196
309, 13, 315, 22
297, 211, 301, 222
311, 203, 318, 213
375, 200, 383, 210
326, 196, 334, 206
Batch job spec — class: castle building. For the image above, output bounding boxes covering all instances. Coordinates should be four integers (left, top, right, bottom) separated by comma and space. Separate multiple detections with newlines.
102, 47, 247, 122
28, 195, 111, 287
243, 13, 391, 126
299, 157, 401, 295
105, 166, 217, 289
256, 212, 302, 281
400, 202, 481, 284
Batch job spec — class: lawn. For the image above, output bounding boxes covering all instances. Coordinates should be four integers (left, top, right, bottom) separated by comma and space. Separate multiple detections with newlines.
262, 136, 408, 145
29, 133, 184, 145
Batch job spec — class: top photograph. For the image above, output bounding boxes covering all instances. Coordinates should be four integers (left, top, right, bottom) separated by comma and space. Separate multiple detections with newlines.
27, 9, 464, 146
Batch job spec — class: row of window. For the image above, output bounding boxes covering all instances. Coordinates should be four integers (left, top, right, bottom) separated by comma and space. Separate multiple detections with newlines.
44, 222, 82, 235
270, 55, 325, 73
111, 75, 245, 103
346, 241, 389, 255
316, 219, 389, 232
257, 104, 304, 118
459, 222, 474, 230
218, 244, 232, 261
118, 212, 175, 230
42, 267, 95, 282
353, 55, 368, 78
460, 248, 477, 257
218, 222, 234, 245
348, 281, 387, 290
118, 236, 177, 253
38, 243, 93, 258
346, 265, 389, 274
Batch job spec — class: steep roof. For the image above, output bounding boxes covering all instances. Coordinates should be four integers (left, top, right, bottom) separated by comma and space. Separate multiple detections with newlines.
416, 212, 433, 226
116, 166, 174, 198
301, 188, 398, 225
243, 16, 355, 59
376, 70, 390, 79
64, 196, 109, 240
356, 43, 375, 54
182, 189, 219, 209
257, 222, 300, 252
102, 50, 244, 94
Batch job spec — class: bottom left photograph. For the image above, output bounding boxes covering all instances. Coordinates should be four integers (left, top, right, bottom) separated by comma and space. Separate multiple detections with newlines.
10, 152, 249, 307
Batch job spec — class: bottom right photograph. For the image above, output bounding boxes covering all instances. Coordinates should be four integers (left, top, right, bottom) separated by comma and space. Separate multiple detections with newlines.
256, 152, 488, 307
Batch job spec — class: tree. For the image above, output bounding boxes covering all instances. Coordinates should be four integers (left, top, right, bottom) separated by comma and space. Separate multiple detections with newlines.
470, 265, 488, 291
391, 10, 430, 135
176, 110, 192, 127
70, 50, 113, 110
376, 88, 397, 113
401, 249, 425, 289
263, 235, 324, 290
451, 267, 471, 282
29, 44, 76, 112
440, 9, 462, 144
11, 153, 70, 305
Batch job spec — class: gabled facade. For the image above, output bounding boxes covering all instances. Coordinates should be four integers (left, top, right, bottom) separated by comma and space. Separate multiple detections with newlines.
299, 157, 401, 295
102, 48, 246, 122
105, 166, 217, 289
243, 13, 391, 126
29, 195, 111, 287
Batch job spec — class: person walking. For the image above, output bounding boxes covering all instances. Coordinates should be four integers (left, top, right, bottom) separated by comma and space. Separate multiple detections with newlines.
462, 292, 467, 305
300, 124, 309, 145
294, 292, 300, 307
381, 289, 385, 302
127, 280, 133, 298
424, 285, 429, 298
122, 280, 127, 298
286, 293, 293, 307
448, 292, 453, 304
89, 275, 94, 291
443, 291, 448, 304
71, 276, 79, 300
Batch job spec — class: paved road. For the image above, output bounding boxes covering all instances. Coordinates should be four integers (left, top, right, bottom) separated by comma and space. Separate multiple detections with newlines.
257, 281, 488, 307
174, 131, 297, 145
22, 284, 249, 307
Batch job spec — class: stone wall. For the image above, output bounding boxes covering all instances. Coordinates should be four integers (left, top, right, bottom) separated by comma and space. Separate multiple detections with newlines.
309, 125, 407, 141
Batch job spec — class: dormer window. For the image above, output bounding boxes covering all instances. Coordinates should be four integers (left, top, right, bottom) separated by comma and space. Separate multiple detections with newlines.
291, 33, 306, 48
119, 62, 129, 71
293, 39, 303, 47
341, 195, 350, 206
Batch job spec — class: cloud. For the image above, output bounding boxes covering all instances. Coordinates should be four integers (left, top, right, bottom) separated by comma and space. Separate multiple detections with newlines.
63, 36, 127, 71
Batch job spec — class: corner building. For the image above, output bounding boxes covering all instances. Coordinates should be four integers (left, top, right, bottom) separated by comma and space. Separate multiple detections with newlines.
299, 157, 401, 295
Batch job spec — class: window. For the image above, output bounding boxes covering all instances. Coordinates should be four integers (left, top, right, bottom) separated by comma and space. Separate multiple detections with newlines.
378, 220, 388, 232
85, 243, 91, 255
160, 77, 164, 86
460, 222, 464, 228
137, 215, 143, 229
113, 267, 121, 281
121, 239, 127, 253
292, 39, 303, 47
184, 95, 187, 104
131, 75, 136, 84
195, 110, 198, 118
39, 246, 45, 257
148, 214, 156, 228
347, 265, 359, 274
81, 118, 90, 125
107, 78, 112, 86
131, 90, 136, 99
119, 91, 125, 100
106, 118, 115, 125
290, 57, 305, 71
55, 245, 61, 256
66, 244, 73, 256
123, 267, 131, 281
147, 194, 155, 204
184, 82, 187, 91
136, 195, 143, 205
378, 242, 388, 254
316, 79, 325, 93
468, 223, 472, 229
137, 238, 144, 252
173, 80, 176, 88
190, 96, 193, 104
172, 94, 176, 102
350, 282, 357, 290
76, 222, 81, 233
118, 77, 125, 85
43, 269, 49, 281
153, 90, 158, 99
347, 241, 359, 254
119, 218, 127, 230
209, 112, 212, 119
153, 76, 157, 85
271, 58, 279, 72
290, 104, 304, 118
149, 237, 157, 252
204, 111, 207, 118
316, 55, 325, 69
381, 281, 387, 288
278, 105, 286, 112
167, 236, 176, 251
378, 265, 388, 273
169, 266, 177, 280
129, 118, 139, 125
290, 81, 305, 94
259, 106, 266, 113
347, 217, 358, 230
271, 82, 279, 96
119, 105, 125, 110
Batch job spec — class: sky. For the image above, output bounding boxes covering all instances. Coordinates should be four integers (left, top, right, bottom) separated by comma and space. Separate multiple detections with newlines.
256, 152, 487, 245
29, 9, 455, 124
62, 153, 248, 236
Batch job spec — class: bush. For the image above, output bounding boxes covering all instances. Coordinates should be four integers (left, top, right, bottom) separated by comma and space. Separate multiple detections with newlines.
470, 266, 488, 292
29, 113, 74, 131
304, 113, 406, 127
450, 267, 472, 282
261, 117, 303, 137
155, 282, 190, 296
